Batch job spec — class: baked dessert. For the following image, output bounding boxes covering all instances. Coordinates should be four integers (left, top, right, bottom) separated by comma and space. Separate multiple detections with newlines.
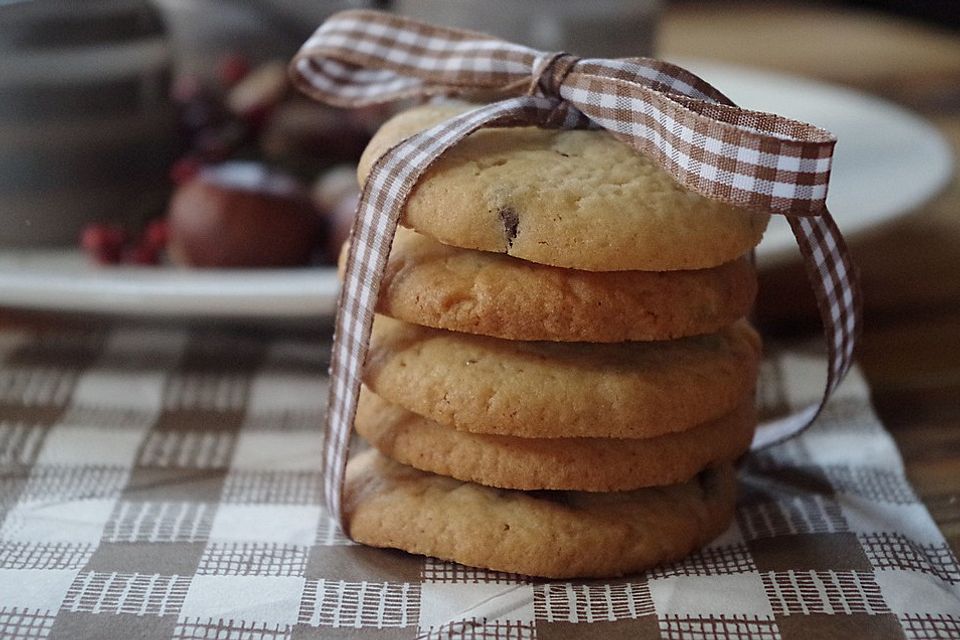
341, 227, 757, 342
356, 387, 755, 491
358, 104, 769, 272
364, 315, 761, 439
345, 449, 738, 579
338, 102, 764, 578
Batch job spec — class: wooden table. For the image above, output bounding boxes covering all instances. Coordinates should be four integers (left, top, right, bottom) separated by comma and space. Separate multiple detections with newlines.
663, 2, 960, 553
1, 3, 958, 553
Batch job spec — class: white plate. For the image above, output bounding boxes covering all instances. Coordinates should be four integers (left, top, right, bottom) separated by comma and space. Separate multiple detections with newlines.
676, 59, 954, 266
0, 250, 339, 319
0, 62, 952, 318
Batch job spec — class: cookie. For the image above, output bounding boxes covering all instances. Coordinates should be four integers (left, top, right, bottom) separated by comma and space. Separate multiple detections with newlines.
364, 315, 762, 439
356, 387, 756, 491
345, 449, 737, 578
358, 104, 769, 272
340, 227, 757, 342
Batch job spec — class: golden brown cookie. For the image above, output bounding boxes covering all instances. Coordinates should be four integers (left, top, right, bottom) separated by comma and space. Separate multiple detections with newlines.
358, 104, 769, 272
356, 388, 756, 491
345, 449, 738, 578
339, 227, 757, 342
364, 315, 762, 439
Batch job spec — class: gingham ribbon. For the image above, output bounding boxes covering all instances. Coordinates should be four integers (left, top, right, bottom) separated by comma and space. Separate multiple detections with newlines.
290, 10, 862, 528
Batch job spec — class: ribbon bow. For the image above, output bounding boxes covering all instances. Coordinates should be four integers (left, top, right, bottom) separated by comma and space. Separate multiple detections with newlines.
291, 9, 861, 528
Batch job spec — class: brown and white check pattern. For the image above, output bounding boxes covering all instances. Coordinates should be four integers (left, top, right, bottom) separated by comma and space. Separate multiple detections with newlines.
289, 9, 862, 524
0, 326, 956, 638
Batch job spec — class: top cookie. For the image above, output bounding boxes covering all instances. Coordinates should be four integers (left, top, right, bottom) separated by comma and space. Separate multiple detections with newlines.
358, 104, 769, 272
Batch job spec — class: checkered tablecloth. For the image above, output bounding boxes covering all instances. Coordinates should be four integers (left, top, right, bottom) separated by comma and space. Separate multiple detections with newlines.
0, 324, 957, 639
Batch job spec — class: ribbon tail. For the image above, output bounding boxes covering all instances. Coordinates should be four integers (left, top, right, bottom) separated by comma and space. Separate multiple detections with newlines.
752, 211, 862, 448
323, 95, 574, 532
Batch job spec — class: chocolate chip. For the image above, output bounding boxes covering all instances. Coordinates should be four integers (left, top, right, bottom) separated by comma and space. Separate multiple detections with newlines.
498, 207, 519, 249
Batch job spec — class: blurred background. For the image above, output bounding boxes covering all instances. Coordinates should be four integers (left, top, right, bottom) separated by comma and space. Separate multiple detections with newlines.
0, 0, 958, 545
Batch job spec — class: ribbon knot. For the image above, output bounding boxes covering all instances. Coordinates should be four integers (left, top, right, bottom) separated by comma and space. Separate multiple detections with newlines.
529, 53, 581, 97
289, 9, 862, 529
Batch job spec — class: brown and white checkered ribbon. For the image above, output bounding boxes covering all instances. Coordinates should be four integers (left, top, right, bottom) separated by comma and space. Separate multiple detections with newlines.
290, 10, 862, 528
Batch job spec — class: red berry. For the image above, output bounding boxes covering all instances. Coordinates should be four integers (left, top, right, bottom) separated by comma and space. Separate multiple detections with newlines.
80, 223, 125, 265
238, 102, 272, 132
122, 243, 160, 266
94, 248, 121, 265
80, 223, 125, 250
90, 244, 122, 265
170, 157, 201, 185
218, 53, 251, 87
143, 219, 169, 250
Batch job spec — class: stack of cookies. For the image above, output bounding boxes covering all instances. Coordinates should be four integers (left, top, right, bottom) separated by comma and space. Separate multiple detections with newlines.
341, 104, 767, 579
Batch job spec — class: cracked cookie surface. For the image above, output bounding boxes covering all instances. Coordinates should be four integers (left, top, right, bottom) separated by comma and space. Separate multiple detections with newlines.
344, 449, 738, 578
356, 387, 756, 491
341, 227, 757, 342
358, 104, 769, 272
364, 315, 762, 438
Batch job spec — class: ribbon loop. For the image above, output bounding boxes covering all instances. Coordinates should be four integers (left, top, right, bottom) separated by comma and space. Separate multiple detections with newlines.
293, 11, 838, 218
529, 53, 581, 97
289, 10, 862, 530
